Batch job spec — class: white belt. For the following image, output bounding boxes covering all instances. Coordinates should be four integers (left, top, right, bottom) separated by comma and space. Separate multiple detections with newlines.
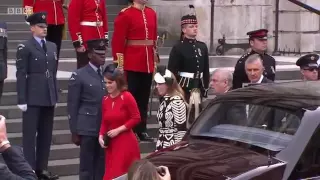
0, 28, 7, 37
80, 21, 103, 27
179, 72, 203, 78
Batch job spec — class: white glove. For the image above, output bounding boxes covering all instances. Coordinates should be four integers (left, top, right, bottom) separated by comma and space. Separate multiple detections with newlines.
17, 104, 27, 112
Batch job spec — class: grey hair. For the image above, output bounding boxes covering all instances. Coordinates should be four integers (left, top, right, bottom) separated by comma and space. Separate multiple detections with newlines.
212, 69, 233, 88
245, 54, 263, 68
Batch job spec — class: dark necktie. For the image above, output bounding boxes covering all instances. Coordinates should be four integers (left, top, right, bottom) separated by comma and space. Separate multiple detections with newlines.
97, 68, 103, 79
41, 40, 47, 53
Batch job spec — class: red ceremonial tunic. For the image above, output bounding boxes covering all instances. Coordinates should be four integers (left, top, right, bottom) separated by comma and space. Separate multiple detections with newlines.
111, 5, 157, 73
99, 91, 141, 180
68, 0, 108, 48
23, 0, 65, 25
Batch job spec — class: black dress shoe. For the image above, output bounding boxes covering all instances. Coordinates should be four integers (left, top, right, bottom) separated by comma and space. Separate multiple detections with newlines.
36, 170, 59, 180
138, 132, 153, 142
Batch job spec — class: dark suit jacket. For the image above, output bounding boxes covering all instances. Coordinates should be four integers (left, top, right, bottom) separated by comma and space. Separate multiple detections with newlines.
261, 77, 273, 83
0, 22, 7, 82
0, 146, 37, 180
16, 37, 58, 106
67, 64, 106, 136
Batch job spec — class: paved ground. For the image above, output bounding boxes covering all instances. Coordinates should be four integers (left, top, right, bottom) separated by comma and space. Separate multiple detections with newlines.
5, 55, 299, 81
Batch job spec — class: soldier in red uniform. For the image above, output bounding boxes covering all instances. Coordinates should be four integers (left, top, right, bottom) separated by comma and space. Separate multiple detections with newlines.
112, 0, 158, 141
68, 0, 109, 69
23, 0, 65, 63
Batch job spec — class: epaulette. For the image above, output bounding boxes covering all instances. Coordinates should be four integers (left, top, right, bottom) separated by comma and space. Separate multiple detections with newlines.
120, 6, 131, 12
240, 50, 253, 59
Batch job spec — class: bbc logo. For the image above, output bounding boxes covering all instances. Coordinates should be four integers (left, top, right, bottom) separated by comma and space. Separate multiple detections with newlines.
7, 7, 24, 15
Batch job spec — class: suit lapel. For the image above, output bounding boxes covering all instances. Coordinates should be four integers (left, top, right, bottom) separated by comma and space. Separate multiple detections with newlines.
31, 37, 45, 54
85, 65, 101, 80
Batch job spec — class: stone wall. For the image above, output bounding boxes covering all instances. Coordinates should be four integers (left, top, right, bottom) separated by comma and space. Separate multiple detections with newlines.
278, 0, 320, 53
148, 0, 320, 54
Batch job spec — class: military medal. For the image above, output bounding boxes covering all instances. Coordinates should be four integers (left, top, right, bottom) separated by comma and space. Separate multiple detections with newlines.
198, 48, 202, 56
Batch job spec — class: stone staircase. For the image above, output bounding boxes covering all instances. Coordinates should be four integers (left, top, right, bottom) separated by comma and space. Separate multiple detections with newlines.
1, 0, 174, 60
1, 78, 160, 179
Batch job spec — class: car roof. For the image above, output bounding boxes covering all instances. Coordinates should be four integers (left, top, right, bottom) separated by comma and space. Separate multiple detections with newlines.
211, 80, 320, 110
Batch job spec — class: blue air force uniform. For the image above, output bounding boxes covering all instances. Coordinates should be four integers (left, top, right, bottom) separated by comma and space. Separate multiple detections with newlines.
67, 39, 107, 180
15, 12, 59, 179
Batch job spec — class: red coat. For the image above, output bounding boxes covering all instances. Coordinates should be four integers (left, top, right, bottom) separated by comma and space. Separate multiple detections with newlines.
112, 5, 157, 73
99, 91, 141, 180
68, 0, 108, 48
23, 0, 65, 25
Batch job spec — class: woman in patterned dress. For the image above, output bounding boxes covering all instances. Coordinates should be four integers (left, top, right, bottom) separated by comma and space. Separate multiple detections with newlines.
154, 67, 188, 151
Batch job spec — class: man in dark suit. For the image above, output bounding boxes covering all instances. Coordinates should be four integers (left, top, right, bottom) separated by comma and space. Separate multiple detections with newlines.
233, 29, 276, 89
244, 53, 273, 86
15, 12, 59, 180
0, 115, 38, 180
67, 38, 106, 180
296, 54, 319, 81
0, 22, 7, 102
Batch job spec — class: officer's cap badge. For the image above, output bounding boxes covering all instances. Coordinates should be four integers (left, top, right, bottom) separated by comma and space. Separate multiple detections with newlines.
42, 15, 46, 19
311, 56, 315, 60
100, 41, 105, 47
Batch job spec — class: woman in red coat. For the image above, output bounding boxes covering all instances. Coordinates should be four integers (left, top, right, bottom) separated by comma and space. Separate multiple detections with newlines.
99, 64, 141, 180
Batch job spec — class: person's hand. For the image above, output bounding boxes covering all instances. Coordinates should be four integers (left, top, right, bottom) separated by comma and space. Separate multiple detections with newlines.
157, 166, 171, 180
98, 135, 107, 148
107, 128, 122, 138
71, 133, 81, 146
17, 104, 27, 112
0, 115, 10, 152
76, 46, 86, 53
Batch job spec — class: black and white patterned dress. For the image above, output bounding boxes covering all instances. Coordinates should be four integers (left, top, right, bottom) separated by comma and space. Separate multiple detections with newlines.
156, 95, 187, 151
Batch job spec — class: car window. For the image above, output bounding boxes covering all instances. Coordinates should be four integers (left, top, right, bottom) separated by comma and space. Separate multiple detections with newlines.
190, 102, 302, 152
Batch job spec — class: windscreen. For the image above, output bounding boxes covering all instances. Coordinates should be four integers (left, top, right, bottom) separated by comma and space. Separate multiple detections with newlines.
190, 102, 303, 152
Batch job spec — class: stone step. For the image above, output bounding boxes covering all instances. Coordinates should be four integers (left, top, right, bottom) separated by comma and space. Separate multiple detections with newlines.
8, 40, 74, 50
0, 4, 127, 14
0, 99, 161, 118
48, 152, 151, 177
1, 91, 68, 106
0, 97, 160, 118
0, 13, 119, 23
7, 46, 173, 60
5, 21, 115, 32
7, 122, 159, 146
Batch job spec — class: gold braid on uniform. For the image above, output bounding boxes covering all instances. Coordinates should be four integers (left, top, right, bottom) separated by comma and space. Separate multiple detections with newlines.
187, 88, 201, 129
116, 53, 124, 69
24, 6, 33, 16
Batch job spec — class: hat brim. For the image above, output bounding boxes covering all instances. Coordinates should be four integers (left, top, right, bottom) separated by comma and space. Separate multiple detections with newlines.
93, 49, 106, 55
34, 23, 47, 28
154, 73, 166, 84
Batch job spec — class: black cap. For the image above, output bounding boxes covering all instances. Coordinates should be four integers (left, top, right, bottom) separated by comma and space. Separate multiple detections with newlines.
296, 54, 319, 68
26, 12, 47, 26
247, 29, 269, 40
86, 39, 107, 54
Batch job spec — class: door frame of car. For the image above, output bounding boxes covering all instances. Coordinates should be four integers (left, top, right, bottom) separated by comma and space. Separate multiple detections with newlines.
276, 108, 320, 180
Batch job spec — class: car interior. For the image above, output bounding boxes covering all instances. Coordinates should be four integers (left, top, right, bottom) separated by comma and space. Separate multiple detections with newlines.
288, 124, 320, 179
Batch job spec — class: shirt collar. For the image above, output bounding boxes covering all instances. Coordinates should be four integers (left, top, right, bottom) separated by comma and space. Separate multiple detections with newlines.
89, 62, 100, 72
255, 75, 264, 83
33, 36, 46, 45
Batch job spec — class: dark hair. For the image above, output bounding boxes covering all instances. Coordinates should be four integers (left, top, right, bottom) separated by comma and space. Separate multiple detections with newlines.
103, 64, 127, 92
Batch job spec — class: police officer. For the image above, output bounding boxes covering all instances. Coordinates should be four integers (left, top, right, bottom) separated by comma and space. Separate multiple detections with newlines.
233, 29, 276, 89
15, 12, 59, 180
67, 39, 106, 180
296, 54, 319, 81
167, 7, 210, 128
